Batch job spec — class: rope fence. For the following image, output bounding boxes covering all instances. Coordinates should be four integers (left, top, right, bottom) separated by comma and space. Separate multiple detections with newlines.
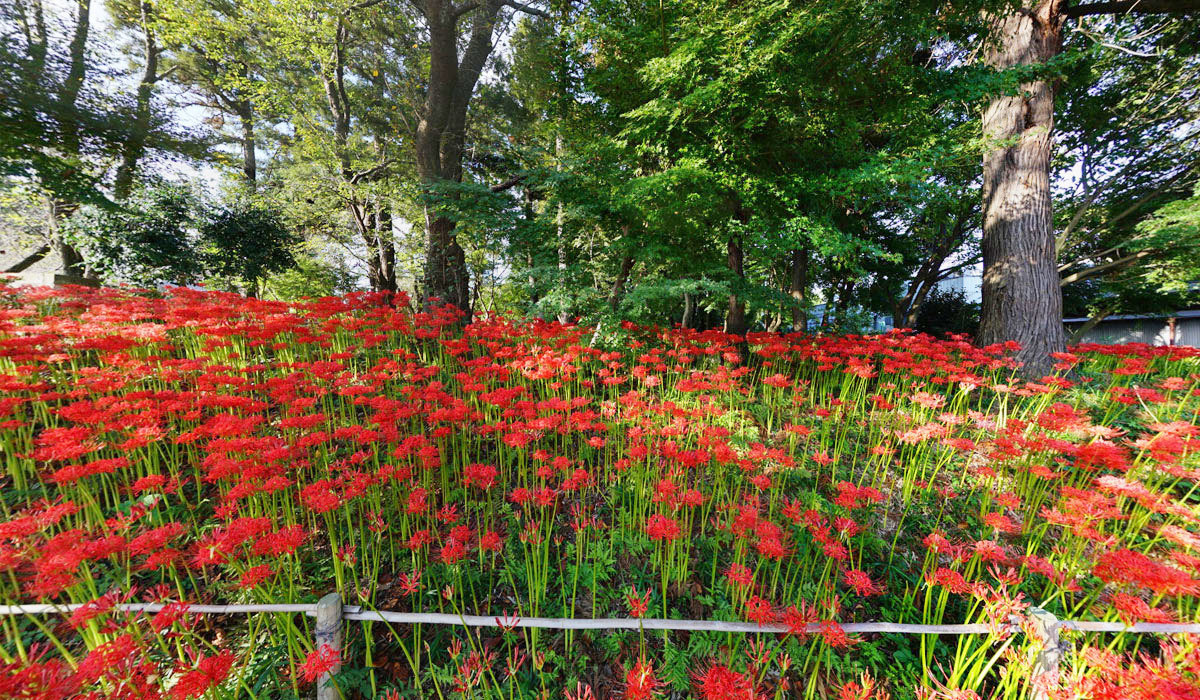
4, 598, 1200, 699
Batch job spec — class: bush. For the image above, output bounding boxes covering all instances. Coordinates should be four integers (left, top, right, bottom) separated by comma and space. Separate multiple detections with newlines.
914, 287, 979, 338
64, 183, 202, 287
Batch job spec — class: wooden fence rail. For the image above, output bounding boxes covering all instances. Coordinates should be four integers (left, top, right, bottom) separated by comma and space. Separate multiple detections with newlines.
4, 600, 1200, 698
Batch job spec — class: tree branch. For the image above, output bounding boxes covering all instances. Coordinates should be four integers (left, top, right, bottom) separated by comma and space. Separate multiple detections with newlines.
1060, 249, 1155, 286
1068, 303, 1121, 343
502, 0, 548, 17
346, 0, 387, 11
490, 174, 526, 192
349, 160, 396, 184
1065, 0, 1200, 18
453, 1, 479, 16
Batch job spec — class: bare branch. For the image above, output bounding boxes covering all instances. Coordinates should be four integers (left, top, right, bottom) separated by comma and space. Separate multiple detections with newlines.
349, 160, 396, 184
1060, 249, 1155, 286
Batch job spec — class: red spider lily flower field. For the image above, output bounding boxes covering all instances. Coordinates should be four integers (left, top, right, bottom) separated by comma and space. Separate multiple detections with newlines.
1, 285, 1199, 700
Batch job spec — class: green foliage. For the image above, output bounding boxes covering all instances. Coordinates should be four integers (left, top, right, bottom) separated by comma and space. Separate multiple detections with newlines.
263, 252, 357, 300
1135, 186, 1200, 294
200, 202, 300, 296
64, 183, 203, 287
914, 288, 980, 339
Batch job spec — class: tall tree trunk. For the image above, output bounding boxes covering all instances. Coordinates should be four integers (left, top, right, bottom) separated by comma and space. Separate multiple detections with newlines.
905, 279, 936, 329
724, 235, 747, 336
59, 0, 90, 157
377, 204, 397, 293
978, 0, 1067, 375
555, 133, 568, 324
50, 0, 92, 276
423, 213, 469, 310
789, 247, 808, 330
833, 276, 854, 327
414, 0, 505, 318
49, 199, 84, 275
238, 100, 256, 187
113, 0, 159, 201
362, 205, 381, 291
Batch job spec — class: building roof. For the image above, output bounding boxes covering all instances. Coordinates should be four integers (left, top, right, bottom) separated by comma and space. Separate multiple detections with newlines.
1063, 310, 1200, 323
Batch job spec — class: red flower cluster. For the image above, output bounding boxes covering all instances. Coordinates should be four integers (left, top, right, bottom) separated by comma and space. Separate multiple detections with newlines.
0, 286, 1197, 698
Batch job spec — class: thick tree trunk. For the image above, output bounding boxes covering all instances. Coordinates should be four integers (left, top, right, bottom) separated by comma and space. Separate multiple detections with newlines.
789, 247, 808, 329
424, 212, 470, 310
724, 235, 747, 336
978, 0, 1067, 375
414, 0, 503, 318
905, 279, 936, 328
682, 291, 695, 329
49, 0, 91, 276
49, 199, 84, 275
554, 133, 569, 323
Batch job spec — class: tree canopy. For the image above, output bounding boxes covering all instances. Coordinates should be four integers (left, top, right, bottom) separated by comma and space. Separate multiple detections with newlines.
1, 0, 1197, 364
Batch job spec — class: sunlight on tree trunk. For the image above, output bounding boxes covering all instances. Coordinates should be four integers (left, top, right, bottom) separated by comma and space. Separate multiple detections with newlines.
979, 0, 1067, 375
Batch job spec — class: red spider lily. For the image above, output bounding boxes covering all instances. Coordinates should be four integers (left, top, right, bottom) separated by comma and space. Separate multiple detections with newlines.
623, 658, 662, 699
693, 663, 757, 700
644, 514, 681, 541
725, 563, 754, 587
3, 285, 1200, 696
299, 644, 341, 683
626, 586, 651, 618
842, 569, 882, 597
743, 596, 777, 625
170, 650, 236, 700
817, 620, 860, 649
150, 602, 194, 633
0, 644, 79, 699
1095, 549, 1200, 596
839, 672, 889, 700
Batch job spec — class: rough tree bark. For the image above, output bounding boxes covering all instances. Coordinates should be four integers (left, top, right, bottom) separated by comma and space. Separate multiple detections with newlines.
415, 0, 547, 316
724, 234, 747, 336
238, 100, 256, 186
978, 0, 1067, 375
607, 252, 635, 312
374, 204, 397, 293
682, 291, 695, 329
789, 247, 808, 330
979, 0, 1200, 374
417, 0, 499, 315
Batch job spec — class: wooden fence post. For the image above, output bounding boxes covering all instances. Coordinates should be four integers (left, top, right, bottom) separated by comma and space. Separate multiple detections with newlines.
1027, 607, 1064, 700
314, 592, 343, 700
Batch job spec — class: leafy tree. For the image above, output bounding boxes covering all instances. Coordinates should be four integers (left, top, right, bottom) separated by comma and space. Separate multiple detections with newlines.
200, 202, 299, 297
583, 0, 983, 334
263, 251, 356, 299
